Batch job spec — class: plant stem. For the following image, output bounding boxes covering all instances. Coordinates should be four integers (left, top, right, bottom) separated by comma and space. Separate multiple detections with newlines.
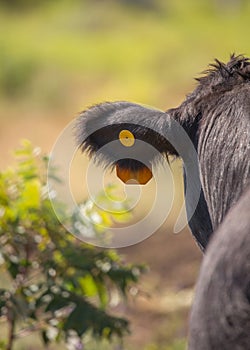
6, 310, 15, 350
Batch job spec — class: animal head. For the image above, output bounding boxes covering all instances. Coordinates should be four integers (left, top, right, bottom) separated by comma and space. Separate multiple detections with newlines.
75, 55, 250, 250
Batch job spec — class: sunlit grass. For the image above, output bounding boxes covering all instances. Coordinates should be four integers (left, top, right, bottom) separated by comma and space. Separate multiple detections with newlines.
1, 0, 250, 112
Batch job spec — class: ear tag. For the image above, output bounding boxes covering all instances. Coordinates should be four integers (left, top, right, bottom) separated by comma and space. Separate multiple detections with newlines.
119, 130, 135, 147
116, 165, 152, 185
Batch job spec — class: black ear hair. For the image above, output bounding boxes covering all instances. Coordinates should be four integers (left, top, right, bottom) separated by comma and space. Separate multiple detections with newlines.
75, 101, 165, 145
75, 101, 177, 166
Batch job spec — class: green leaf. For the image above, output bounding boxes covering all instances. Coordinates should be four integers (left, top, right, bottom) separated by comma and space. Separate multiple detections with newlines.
44, 293, 70, 314
6, 258, 20, 279
19, 179, 40, 210
78, 274, 98, 297
63, 303, 89, 337
95, 280, 109, 308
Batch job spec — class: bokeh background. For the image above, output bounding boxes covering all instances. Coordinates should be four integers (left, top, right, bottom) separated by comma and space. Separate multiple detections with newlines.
1, 0, 250, 349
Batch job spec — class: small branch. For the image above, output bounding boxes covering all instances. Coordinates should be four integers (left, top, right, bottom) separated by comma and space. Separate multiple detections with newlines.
6, 309, 15, 350
14, 321, 46, 339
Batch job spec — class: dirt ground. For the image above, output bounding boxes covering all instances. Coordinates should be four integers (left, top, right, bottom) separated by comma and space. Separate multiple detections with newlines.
118, 224, 202, 348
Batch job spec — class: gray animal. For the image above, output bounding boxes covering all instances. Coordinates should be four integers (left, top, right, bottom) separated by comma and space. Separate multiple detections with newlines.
76, 54, 250, 250
76, 55, 250, 348
189, 186, 250, 349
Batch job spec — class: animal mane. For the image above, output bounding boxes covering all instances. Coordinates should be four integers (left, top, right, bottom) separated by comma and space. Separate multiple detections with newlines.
196, 54, 250, 85
173, 54, 250, 124
168, 54, 250, 247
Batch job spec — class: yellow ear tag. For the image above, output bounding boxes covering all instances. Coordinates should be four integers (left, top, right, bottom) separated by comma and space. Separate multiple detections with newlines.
119, 130, 135, 147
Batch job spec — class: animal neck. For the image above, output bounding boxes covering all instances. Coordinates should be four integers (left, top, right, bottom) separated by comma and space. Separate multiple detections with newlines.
188, 186, 250, 349
169, 88, 250, 231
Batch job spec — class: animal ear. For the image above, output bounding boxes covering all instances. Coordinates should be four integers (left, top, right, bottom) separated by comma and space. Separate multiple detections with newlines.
75, 101, 168, 151
76, 100, 166, 134
75, 101, 180, 176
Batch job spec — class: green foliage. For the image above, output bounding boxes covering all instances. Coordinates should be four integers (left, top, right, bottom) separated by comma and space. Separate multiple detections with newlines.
1, 0, 250, 110
0, 140, 145, 349
0, 0, 54, 11
0, 51, 37, 98
145, 339, 186, 350
0, 0, 158, 11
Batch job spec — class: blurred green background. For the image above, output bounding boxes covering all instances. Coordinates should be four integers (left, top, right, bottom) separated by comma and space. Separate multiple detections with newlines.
1, 0, 250, 165
0, 0, 250, 349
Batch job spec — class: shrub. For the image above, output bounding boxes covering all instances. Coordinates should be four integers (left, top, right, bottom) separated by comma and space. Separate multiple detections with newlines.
0, 140, 144, 349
